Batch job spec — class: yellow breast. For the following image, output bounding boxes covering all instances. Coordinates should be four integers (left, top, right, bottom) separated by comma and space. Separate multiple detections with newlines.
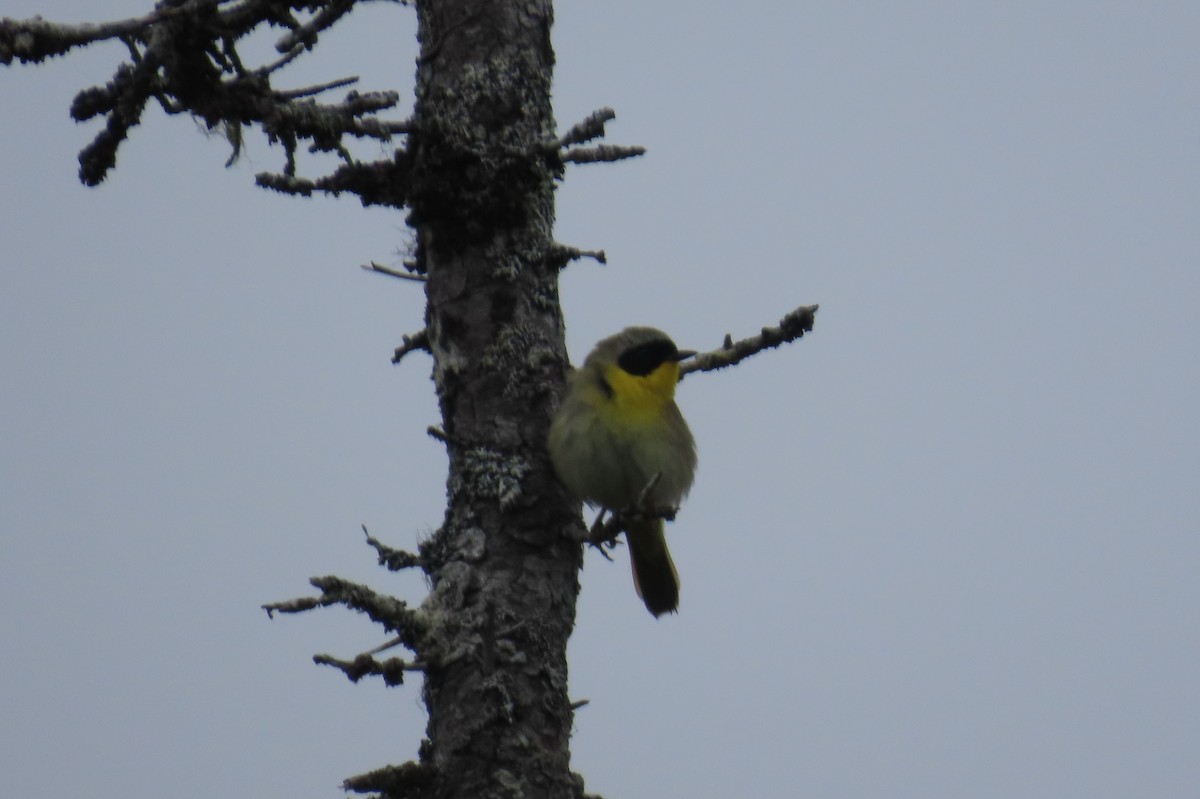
600, 360, 681, 422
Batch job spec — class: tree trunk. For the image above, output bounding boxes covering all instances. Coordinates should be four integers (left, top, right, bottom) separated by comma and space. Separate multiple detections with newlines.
410, 1, 584, 796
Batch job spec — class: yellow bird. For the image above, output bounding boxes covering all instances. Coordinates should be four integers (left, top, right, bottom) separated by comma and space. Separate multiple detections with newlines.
548, 327, 697, 616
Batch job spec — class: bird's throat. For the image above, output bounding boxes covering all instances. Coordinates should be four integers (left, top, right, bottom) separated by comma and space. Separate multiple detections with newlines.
602, 361, 680, 419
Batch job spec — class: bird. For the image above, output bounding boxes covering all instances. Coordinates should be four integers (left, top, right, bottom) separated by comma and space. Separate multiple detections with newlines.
548, 326, 697, 616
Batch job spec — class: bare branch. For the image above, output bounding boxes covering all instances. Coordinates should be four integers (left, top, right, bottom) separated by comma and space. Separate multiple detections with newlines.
263, 575, 426, 651
254, 171, 316, 196
252, 42, 305, 78
591, 502, 680, 546
362, 261, 427, 282
260, 595, 323, 617
426, 426, 464, 449
364, 635, 407, 655
274, 0, 355, 53
313, 652, 424, 686
558, 107, 616, 147
392, 329, 430, 364
342, 763, 435, 797
263, 91, 407, 144
7, 2, 414, 189
1, 1, 224, 64
257, 153, 411, 207
362, 524, 423, 571
682, 304, 819, 377
546, 243, 606, 269
563, 144, 646, 164
274, 75, 359, 99
588, 473, 680, 548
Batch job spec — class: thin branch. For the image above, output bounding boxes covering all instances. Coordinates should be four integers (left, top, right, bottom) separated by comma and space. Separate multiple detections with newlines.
263, 575, 426, 651
263, 91, 406, 143
425, 424, 471, 454
590, 502, 680, 546
353, 116, 414, 137
392, 329, 430, 364
252, 42, 305, 77
588, 473, 680, 548
342, 763, 435, 797
255, 171, 317, 196
313, 652, 424, 686
257, 153, 411, 207
8, 2, 414, 187
563, 144, 646, 164
274, 75, 359, 100
682, 304, 819, 377
274, 0, 355, 53
631, 472, 663, 514
558, 107, 616, 147
1, 0, 225, 64
546, 243, 606, 269
362, 524, 423, 571
362, 261, 427, 282
260, 595, 323, 616
364, 636, 407, 655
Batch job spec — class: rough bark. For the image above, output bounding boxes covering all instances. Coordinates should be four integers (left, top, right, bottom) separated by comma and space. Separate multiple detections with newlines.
406, 1, 586, 796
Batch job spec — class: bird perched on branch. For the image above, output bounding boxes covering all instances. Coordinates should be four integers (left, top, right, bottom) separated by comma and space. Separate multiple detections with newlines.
548, 327, 697, 616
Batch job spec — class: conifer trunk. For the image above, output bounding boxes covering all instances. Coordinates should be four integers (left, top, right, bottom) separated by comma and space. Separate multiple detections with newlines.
410, 2, 584, 795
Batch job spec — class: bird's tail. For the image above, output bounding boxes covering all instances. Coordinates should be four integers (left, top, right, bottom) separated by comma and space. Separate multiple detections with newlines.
626, 518, 680, 617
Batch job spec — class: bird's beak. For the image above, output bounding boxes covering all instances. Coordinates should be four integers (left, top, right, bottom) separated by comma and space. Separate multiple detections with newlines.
675, 350, 698, 361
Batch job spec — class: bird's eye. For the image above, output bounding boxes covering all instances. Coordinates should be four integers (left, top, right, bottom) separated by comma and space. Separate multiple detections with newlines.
618, 339, 679, 376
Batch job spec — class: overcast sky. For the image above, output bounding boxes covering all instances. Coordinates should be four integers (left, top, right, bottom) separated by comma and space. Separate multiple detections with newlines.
3, 2, 1198, 798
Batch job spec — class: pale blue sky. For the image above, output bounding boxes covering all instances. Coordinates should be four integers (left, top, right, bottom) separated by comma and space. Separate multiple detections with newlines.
3, 3, 1198, 797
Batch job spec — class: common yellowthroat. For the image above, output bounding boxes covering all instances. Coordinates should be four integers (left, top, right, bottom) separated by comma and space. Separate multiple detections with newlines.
548, 327, 697, 616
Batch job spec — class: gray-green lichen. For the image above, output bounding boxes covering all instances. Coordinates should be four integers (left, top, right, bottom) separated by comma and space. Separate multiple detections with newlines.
411, 51, 555, 253
479, 324, 559, 397
441, 55, 553, 144
529, 281, 559, 312
455, 525, 487, 562
490, 253, 523, 281
480, 324, 556, 370
453, 447, 532, 510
